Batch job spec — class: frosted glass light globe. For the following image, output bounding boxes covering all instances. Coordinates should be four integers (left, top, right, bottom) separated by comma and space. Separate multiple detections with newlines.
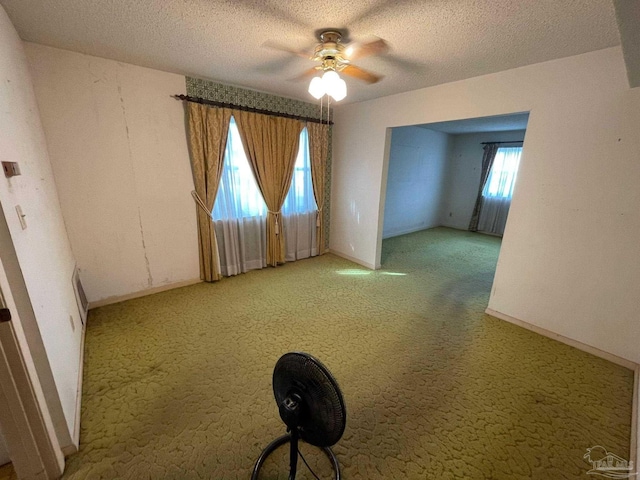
322, 70, 340, 90
331, 78, 347, 101
308, 76, 325, 99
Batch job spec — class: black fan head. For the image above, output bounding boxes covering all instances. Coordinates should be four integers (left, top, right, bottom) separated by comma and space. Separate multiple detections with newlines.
273, 352, 346, 448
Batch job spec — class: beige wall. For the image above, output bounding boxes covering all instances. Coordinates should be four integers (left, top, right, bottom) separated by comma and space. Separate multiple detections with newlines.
26, 43, 198, 304
331, 47, 640, 364
0, 6, 81, 448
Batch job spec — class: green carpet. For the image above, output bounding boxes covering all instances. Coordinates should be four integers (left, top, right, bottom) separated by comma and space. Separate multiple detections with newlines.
64, 227, 633, 479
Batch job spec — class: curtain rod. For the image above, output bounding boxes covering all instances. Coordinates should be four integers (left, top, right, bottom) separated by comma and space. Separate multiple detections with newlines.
172, 95, 333, 125
481, 141, 523, 144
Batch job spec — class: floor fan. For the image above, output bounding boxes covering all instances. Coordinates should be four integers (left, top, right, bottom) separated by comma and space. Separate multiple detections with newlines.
251, 352, 347, 480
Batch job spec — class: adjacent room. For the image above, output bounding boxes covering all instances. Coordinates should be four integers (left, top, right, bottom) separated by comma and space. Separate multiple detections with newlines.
0, 1, 639, 479
382, 113, 528, 244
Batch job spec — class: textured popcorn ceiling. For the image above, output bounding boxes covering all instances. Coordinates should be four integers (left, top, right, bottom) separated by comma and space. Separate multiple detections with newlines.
1, 0, 621, 104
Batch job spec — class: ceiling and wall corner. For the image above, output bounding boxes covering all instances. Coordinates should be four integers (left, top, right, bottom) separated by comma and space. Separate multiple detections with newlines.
420, 113, 530, 135
613, 0, 640, 88
0, 0, 625, 104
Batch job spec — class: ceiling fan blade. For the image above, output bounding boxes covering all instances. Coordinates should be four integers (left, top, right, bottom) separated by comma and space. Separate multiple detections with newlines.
289, 67, 322, 82
345, 37, 389, 61
263, 40, 312, 59
341, 65, 382, 84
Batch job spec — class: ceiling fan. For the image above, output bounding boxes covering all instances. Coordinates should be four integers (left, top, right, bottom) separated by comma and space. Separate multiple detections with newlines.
265, 29, 389, 101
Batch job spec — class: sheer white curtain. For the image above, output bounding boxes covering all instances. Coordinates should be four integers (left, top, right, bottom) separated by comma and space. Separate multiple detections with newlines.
213, 116, 267, 276
478, 146, 522, 235
213, 117, 317, 276
282, 127, 318, 261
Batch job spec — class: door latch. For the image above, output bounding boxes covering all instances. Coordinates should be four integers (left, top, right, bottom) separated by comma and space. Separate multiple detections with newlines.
0, 308, 11, 323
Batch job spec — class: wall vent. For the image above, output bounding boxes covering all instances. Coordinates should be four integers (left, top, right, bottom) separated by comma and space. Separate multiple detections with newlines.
72, 267, 88, 325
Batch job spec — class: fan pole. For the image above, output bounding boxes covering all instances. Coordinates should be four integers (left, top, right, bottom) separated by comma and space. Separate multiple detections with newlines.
288, 428, 299, 480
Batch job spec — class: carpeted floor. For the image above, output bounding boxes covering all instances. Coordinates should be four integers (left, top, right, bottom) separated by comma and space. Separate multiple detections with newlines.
63, 227, 633, 479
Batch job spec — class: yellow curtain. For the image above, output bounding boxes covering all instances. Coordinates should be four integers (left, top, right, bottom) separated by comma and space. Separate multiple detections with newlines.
186, 103, 232, 281
234, 110, 303, 266
307, 122, 329, 254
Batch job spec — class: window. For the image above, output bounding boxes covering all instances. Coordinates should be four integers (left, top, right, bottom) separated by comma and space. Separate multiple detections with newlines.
282, 127, 317, 215
212, 117, 265, 220
212, 117, 318, 275
213, 119, 316, 220
482, 146, 522, 199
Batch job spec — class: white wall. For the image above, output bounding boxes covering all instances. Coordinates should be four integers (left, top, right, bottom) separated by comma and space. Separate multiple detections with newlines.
331, 47, 640, 364
0, 6, 82, 447
382, 126, 451, 238
440, 130, 526, 230
26, 44, 198, 303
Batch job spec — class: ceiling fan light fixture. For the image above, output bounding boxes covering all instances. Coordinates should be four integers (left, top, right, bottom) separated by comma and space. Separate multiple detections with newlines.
330, 77, 347, 101
308, 70, 347, 101
308, 76, 325, 99
321, 69, 340, 86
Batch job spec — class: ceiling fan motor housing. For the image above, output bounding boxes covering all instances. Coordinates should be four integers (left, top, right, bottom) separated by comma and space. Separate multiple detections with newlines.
314, 30, 349, 71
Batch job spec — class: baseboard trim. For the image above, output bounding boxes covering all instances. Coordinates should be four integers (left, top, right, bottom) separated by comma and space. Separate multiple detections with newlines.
486, 308, 639, 469
382, 224, 436, 240
89, 279, 203, 309
328, 250, 376, 270
485, 308, 638, 370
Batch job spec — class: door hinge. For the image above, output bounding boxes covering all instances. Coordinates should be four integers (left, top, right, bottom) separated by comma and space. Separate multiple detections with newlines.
0, 308, 11, 323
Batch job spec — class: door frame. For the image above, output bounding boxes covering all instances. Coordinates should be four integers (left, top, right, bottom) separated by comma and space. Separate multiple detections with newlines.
0, 262, 64, 479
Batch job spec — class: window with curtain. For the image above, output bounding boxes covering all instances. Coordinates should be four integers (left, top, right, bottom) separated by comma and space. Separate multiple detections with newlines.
482, 147, 522, 199
478, 146, 522, 235
212, 116, 317, 276
282, 127, 315, 215
282, 126, 318, 261
213, 117, 266, 221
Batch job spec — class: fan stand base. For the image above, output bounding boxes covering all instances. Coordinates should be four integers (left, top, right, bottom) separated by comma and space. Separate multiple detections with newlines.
251, 433, 341, 480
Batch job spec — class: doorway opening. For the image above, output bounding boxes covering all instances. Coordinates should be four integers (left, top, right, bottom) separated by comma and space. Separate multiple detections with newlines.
378, 112, 529, 291
381, 112, 529, 241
